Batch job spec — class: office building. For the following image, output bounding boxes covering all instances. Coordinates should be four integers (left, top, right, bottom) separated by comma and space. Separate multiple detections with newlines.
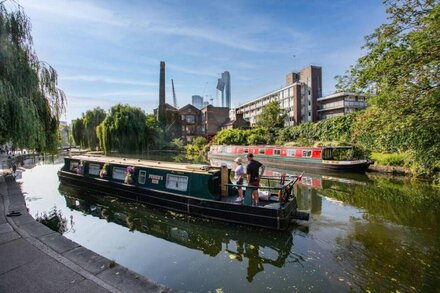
317, 92, 367, 120
216, 71, 231, 108
192, 95, 204, 109
236, 66, 322, 126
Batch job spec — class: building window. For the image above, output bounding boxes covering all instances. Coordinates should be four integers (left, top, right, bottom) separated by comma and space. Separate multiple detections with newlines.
308, 112, 311, 117
186, 115, 195, 123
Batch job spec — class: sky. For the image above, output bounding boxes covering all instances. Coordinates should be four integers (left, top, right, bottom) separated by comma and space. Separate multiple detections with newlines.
14, 0, 387, 122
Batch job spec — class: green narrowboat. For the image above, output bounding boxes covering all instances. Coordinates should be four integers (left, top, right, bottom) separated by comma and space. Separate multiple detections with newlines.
58, 155, 309, 230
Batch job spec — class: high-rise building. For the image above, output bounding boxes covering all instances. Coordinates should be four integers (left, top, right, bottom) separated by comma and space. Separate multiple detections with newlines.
222, 71, 231, 109
216, 71, 231, 109
192, 95, 203, 109
235, 65, 322, 126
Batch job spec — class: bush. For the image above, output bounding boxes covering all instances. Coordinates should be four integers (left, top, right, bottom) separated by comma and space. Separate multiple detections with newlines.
371, 152, 406, 167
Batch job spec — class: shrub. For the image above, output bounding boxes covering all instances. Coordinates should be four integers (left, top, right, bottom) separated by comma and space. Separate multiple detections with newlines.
371, 152, 406, 167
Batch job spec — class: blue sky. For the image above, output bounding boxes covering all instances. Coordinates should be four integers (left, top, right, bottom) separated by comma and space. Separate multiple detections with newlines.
17, 0, 387, 122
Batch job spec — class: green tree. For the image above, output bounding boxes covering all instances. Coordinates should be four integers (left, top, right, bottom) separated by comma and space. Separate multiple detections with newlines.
71, 108, 106, 149
336, 0, 440, 176
83, 107, 106, 150
256, 100, 287, 129
0, 2, 65, 152
96, 104, 157, 154
186, 136, 207, 154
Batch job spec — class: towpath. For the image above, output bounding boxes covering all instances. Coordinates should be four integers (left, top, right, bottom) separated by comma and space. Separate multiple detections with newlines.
0, 165, 172, 293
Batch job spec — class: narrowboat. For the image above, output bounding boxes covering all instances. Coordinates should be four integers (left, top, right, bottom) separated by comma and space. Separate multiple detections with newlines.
208, 145, 372, 172
57, 156, 309, 230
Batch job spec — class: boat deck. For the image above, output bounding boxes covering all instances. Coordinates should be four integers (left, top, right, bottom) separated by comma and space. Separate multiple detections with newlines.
219, 193, 282, 208
70, 155, 218, 174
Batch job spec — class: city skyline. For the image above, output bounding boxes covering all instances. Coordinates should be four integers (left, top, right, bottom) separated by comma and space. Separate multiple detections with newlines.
16, 0, 387, 122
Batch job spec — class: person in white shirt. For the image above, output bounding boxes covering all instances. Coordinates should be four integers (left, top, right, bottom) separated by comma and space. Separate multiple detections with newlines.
234, 157, 245, 201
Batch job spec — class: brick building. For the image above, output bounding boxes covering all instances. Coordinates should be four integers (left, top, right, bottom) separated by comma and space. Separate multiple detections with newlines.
201, 105, 230, 136
235, 65, 322, 127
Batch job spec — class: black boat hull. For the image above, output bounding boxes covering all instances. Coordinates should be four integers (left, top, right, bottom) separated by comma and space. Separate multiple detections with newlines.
58, 171, 297, 230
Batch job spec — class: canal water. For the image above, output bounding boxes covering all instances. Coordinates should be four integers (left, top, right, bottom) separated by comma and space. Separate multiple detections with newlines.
18, 157, 440, 292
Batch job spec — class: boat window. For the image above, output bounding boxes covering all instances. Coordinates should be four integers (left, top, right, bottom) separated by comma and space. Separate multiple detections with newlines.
112, 167, 126, 181
69, 161, 79, 171
88, 163, 100, 176
302, 150, 312, 157
287, 149, 295, 156
259, 149, 265, 154
243, 148, 248, 154
166, 174, 188, 192
138, 170, 147, 185
274, 149, 281, 156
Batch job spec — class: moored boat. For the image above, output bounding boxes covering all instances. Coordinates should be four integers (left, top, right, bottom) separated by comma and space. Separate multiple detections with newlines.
57, 155, 309, 230
208, 145, 372, 172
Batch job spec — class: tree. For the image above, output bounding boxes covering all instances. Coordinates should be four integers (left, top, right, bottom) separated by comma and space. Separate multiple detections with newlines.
97, 104, 155, 154
335, 0, 440, 175
71, 119, 85, 147
186, 136, 207, 154
256, 101, 287, 129
0, 2, 65, 152
83, 107, 106, 150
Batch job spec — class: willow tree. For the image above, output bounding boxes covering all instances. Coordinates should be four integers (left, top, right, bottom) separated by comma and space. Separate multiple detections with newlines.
0, 2, 65, 152
71, 107, 106, 149
97, 104, 157, 154
335, 0, 440, 175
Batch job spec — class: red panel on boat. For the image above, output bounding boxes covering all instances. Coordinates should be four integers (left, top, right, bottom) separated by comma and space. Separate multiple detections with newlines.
312, 178, 322, 188
312, 150, 321, 158
295, 149, 302, 157
237, 147, 243, 154
281, 149, 287, 156
266, 148, 273, 155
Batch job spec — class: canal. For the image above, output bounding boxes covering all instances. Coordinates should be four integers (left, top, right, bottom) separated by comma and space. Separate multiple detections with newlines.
18, 157, 440, 292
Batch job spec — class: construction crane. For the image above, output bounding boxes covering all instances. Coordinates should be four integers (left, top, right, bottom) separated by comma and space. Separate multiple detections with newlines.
171, 79, 177, 108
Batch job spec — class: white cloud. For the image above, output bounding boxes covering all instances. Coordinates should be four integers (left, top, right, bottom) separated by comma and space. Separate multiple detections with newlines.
60, 75, 157, 87
20, 0, 129, 27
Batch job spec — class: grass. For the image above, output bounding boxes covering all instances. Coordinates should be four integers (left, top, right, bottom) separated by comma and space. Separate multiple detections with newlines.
371, 152, 407, 167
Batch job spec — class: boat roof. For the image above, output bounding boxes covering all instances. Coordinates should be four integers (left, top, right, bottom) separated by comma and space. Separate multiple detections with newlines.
69, 155, 219, 174
212, 145, 354, 149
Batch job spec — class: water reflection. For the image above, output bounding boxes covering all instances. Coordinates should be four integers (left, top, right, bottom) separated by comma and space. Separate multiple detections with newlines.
35, 207, 72, 234
59, 184, 304, 282
19, 156, 440, 292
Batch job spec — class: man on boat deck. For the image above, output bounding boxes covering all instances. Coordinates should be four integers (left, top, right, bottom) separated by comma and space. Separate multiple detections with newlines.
246, 153, 265, 206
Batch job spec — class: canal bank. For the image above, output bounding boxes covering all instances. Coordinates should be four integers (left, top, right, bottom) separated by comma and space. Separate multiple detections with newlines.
0, 175, 172, 293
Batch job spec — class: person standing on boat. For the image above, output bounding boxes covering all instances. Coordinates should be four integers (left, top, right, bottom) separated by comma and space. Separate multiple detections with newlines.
234, 157, 245, 201
246, 153, 265, 206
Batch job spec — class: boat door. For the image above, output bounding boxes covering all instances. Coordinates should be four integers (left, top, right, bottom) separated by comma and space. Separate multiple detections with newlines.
322, 148, 333, 160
